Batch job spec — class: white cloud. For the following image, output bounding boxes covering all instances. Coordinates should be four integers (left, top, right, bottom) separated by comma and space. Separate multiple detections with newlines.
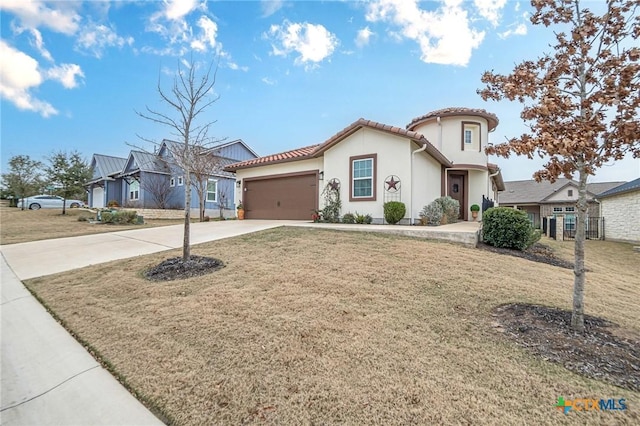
266, 20, 339, 68
473, 0, 507, 27
355, 27, 374, 48
365, 0, 484, 66
162, 0, 200, 21
190, 15, 219, 52
0, 40, 56, 117
45, 64, 84, 89
261, 77, 276, 85
261, 0, 283, 17
498, 23, 527, 39
0, 0, 80, 35
76, 22, 134, 58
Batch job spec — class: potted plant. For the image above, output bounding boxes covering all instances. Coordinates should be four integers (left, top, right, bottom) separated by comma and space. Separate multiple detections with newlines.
237, 202, 245, 220
470, 204, 480, 220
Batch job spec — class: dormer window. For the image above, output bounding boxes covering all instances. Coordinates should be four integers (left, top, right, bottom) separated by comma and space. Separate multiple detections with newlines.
568, 189, 573, 197
461, 122, 481, 152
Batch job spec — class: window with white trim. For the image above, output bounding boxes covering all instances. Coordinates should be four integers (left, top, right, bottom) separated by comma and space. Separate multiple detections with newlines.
352, 158, 373, 198
177, 176, 184, 186
170, 177, 175, 187
461, 122, 481, 151
565, 206, 575, 212
129, 180, 140, 200
464, 129, 472, 145
206, 179, 217, 202
553, 207, 563, 212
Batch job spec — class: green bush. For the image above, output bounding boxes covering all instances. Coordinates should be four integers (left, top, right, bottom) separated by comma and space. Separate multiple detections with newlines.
101, 210, 138, 224
383, 201, 406, 225
420, 201, 443, 226
355, 212, 372, 224
342, 213, 356, 224
435, 196, 460, 223
482, 207, 540, 250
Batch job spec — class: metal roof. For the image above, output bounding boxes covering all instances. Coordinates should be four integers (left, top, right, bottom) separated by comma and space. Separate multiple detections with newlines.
499, 178, 625, 204
597, 177, 640, 198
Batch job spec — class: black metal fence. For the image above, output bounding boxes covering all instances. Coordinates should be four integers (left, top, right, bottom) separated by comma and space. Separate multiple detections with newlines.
482, 195, 495, 213
563, 217, 604, 240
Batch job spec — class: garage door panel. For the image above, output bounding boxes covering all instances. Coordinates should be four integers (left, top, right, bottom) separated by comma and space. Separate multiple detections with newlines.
244, 173, 317, 220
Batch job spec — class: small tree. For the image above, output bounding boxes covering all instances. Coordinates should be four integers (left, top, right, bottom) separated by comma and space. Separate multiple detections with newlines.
140, 174, 172, 209
478, 0, 640, 331
217, 184, 230, 220
137, 57, 221, 261
1, 155, 44, 210
181, 145, 225, 222
46, 151, 91, 215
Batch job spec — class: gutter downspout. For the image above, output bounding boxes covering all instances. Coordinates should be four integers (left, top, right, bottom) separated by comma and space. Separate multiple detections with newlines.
411, 142, 428, 225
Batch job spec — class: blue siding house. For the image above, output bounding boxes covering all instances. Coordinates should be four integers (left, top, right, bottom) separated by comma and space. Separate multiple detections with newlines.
86, 139, 258, 215
86, 154, 128, 208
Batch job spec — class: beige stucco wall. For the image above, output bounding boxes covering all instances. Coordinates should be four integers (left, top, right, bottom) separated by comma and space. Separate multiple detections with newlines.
600, 191, 640, 243
545, 185, 580, 202
323, 127, 415, 222
467, 169, 488, 221
413, 147, 443, 221
411, 115, 489, 167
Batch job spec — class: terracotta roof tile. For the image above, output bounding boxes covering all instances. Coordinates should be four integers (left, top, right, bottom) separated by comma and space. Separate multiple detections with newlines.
406, 107, 499, 132
225, 118, 453, 171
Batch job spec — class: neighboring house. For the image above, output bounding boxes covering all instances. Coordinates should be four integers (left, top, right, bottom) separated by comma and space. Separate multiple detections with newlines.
225, 107, 505, 222
596, 178, 640, 243
86, 154, 128, 208
499, 178, 624, 230
87, 139, 258, 213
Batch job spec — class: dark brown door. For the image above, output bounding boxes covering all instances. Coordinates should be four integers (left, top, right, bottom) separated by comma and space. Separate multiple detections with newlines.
244, 173, 317, 220
448, 173, 466, 220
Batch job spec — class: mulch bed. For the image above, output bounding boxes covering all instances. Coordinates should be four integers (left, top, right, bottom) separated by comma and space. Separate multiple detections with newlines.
144, 255, 225, 282
493, 303, 640, 392
478, 242, 574, 269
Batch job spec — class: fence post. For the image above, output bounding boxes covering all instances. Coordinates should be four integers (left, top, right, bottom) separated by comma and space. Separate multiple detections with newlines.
556, 215, 565, 241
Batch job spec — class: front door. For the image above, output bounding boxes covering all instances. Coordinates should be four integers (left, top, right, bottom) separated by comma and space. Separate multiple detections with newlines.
447, 172, 466, 220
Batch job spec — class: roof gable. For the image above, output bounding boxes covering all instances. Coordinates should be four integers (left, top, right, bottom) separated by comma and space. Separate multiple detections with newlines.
500, 178, 626, 204
90, 154, 127, 180
225, 118, 452, 171
121, 150, 170, 176
406, 107, 499, 132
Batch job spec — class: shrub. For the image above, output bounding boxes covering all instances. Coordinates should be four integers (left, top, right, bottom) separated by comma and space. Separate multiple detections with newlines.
482, 207, 540, 250
383, 201, 406, 225
342, 213, 356, 224
420, 201, 443, 226
101, 210, 138, 224
470, 204, 480, 212
436, 196, 460, 223
355, 212, 372, 224
77, 215, 91, 222
106, 200, 120, 207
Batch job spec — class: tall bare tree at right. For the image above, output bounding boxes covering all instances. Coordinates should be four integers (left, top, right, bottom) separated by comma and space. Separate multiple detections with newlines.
478, 0, 639, 332
138, 57, 220, 261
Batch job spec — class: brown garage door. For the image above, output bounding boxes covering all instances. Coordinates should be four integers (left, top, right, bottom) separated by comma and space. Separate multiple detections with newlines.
244, 172, 318, 220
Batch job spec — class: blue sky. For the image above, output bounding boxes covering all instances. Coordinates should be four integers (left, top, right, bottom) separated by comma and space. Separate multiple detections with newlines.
1, 0, 638, 183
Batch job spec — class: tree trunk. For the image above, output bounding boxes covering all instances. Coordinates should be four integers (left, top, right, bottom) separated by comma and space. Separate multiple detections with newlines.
199, 185, 206, 222
183, 169, 191, 261
571, 164, 588, 332
62, 196, 67, 215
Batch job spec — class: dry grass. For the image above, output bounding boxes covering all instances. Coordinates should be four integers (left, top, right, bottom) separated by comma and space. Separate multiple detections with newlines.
0, 206, 187, 245
25, 229, 639, 425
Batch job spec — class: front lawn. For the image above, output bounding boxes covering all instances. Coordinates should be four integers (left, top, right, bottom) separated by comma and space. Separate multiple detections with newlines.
25, 228, 639, 425
0, 206, 187, 245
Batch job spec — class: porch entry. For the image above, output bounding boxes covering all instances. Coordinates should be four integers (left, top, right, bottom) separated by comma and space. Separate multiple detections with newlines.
447, 171, 467, 220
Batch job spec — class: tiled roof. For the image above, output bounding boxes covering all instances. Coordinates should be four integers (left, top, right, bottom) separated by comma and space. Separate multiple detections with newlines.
499, 178, 626, 204
597, 177, 640, 198
224, 144, 320, 170
406, 107, 499, 132
225, 118, 452, 171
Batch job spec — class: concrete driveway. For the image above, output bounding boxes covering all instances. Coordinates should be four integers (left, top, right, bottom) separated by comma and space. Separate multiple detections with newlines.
0, 220, 294, 425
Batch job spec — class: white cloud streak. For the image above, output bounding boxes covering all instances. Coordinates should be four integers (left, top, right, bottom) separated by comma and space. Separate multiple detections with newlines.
45, 63, 85, 89
365, 0, 485, 66
473, 0, 507, 27
261, 0, 283, 18
76, 22, 134, 58
355, 27, 374, 48
266, 20, 339, 69
0, 0, 80, 35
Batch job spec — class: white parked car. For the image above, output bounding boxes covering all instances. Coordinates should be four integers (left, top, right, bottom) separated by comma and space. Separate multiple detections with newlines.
18, 195, 85, 210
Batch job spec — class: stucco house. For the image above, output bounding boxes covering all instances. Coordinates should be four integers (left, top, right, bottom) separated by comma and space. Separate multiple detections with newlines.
225, 107, 505, 223
87, 139, 258, 215
498, 178, 624, 230
86, 154, 128, 208
596, 178, 640, 243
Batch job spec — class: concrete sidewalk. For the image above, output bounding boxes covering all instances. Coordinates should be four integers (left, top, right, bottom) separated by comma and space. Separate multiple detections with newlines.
0, 220, 292, 425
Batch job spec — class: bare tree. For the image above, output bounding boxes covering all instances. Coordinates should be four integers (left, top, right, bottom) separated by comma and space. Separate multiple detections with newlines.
179, 145, 225, 221
478, 0, 640, 332
217, 183, 230, 220
137, 57, 220, 261
140, 174, 172, 209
